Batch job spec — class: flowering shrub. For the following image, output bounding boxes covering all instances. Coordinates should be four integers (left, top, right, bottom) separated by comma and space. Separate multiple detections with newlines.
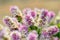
0, 6, 60, 40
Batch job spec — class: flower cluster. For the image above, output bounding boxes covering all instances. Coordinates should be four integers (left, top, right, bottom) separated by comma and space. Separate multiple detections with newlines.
0, 6, 60, 40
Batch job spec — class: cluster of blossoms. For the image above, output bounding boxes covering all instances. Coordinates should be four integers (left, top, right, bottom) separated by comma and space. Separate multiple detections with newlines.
0, 6, 60, 40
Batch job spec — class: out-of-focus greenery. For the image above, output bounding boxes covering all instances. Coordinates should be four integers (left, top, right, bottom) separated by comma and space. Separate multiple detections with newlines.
28, 25, 42, 37
49, 22, 55, 26
57, 23, 60, 28
15, 15, 22, 22
53, 32, 60, 38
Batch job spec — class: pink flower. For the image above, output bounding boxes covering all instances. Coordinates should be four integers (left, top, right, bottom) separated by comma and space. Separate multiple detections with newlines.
53, 37, 59, 40
41, 9, 48, 17
40, 9, 49, 26
41, 29, 50, 38
3, 16, 19, 29
41, 26, 59, 38
10, 31, 21, 40
3, 16, 12, 27
48, 26, 59, 35
47, 11, 55, 23
18, 24, 28, 33
29, 10, 36, 18
47, 11, 55, 18
27, 31, 38, 40
25, 15, 33, 25
23, 8, 31, 15
10, 6, 19, 14
41, 9, 48, 22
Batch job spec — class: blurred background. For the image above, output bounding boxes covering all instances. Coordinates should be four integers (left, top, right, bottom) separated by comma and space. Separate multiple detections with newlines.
0, 0, 60, 25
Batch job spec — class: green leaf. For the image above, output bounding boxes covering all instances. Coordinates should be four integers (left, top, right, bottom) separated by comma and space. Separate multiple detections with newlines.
28, 25, 38, 32
57, 23, 60, 28
16, 15, 22, 22
28, 25, 42, 37
29, 25, 38, 30
37, 28, 41, 36
49, 22, 55, 26
28, 27, 32, 32
37, 27, 42, 38
53, 32, 60, 38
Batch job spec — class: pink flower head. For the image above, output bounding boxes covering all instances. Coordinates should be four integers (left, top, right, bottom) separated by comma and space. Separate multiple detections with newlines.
3, 16, 19, 29
23, 8, 31, 15
41, 26, 59, 37
10, 31, 21, 40
18, 24, 28, 33
25, 15, 33, 25
27, 31, 38, 40
41, 9, 48, 17
48, 26, 59, 35
41, 29, 50, 38
3, 16, 12, 27
10, 6, 19, 14
47, 11, 55, 18
42, 30, 48, 36
41, 9, 48, 22
29, 10, 36, 18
